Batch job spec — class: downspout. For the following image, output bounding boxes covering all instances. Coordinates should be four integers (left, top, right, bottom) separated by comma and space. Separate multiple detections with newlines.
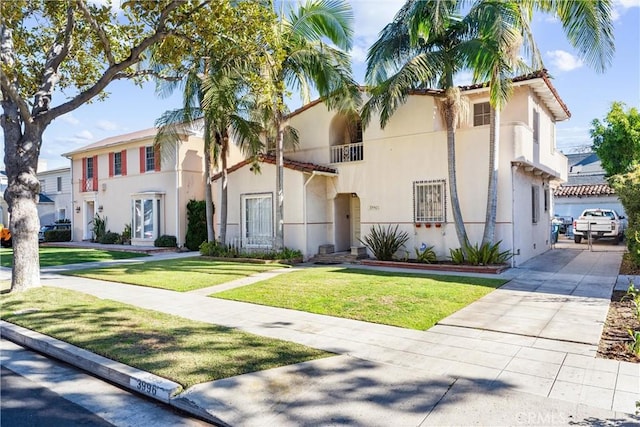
511, 164, 517, 268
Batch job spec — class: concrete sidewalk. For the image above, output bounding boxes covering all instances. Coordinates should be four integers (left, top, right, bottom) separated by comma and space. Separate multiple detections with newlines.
2, 249, 639, 425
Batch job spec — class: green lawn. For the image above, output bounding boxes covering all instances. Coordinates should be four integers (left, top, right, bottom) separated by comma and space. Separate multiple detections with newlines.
64, 257, 289, 292
214, 267, 506, 330
0, 247, 147, 268
1, 287, 330, 388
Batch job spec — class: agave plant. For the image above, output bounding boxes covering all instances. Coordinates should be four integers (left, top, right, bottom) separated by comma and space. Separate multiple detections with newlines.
360, 224, 410, 261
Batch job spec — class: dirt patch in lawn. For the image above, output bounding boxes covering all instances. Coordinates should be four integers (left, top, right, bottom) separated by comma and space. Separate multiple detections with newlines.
597, 252, 640, 363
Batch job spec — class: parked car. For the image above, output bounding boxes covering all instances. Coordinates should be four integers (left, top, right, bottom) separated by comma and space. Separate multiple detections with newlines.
551, 214, 573, 234
572, 209, 627, 244
39, 223, 71, 243
0, 226, 11, 248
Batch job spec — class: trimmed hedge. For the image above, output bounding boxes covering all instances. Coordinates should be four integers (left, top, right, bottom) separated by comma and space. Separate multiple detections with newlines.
45, 229, 71, 242
155, 234, 177, 248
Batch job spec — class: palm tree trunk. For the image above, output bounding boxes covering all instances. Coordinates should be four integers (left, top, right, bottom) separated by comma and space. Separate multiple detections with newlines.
482, 106, 500, 245
219, 138, 229, 245
441, 88, 468, 249
203, 118, 215, 243
274, 110, 285, 251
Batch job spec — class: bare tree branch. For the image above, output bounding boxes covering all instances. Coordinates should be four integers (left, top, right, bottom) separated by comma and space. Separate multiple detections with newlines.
0, 25, 32, 124
45, 0, 182, 121
32, 4, 75, 119
75, 0, 115, 66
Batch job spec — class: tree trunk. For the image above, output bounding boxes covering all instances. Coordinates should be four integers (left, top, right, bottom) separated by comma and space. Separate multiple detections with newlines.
274, 112, 285, 251
3, 126, 43, 292
219, 139, 229, 245
482, 106, 500, 245
444, 108, 468, 249
203, 134, 215, 243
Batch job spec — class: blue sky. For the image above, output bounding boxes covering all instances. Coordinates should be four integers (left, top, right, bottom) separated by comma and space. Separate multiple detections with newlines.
4, 0, 640, 171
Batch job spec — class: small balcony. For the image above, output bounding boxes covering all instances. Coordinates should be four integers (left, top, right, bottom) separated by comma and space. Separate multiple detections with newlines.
330, 142, 363, 164
79, 178, 97, 192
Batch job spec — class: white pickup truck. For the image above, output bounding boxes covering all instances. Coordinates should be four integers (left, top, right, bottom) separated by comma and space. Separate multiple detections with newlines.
572, 209, 627, 244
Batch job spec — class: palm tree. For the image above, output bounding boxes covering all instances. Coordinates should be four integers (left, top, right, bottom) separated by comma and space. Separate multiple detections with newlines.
362, 0, 476, 248
155, 57, 262, 246
262, 0, 360, 250
475, 0, 614, 245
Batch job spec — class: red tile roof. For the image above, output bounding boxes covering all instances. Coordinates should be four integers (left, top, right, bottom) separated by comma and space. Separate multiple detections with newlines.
554, 184, 616, 197
211, 154, 337, 181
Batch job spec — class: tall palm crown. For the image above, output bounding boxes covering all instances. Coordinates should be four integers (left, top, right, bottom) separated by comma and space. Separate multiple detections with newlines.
264, 0, 359, 250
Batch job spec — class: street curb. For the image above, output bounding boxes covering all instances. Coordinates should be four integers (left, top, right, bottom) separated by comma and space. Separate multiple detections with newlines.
0, 321, 228, 426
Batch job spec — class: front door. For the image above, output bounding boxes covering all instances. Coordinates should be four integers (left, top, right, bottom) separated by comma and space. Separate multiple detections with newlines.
83, 200, 95, 240
334, 193, 361, 252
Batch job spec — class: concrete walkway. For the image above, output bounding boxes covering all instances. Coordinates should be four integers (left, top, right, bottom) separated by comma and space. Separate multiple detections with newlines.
2, 249, 639, 426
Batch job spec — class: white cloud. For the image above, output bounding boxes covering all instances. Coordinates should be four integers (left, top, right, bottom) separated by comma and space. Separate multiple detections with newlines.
349, 0, 404, 66
616, 0, 640, 9
454, 71, 474, 86
96, 119, 121, 131
87, 0, 121, 12
59, 113, 80, 125
74, 130, 94, 141
546, 50, 584, 72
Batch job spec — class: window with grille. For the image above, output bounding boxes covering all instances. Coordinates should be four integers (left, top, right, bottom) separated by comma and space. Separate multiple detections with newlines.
414, 180, 446, 223
473, 102, 490, 126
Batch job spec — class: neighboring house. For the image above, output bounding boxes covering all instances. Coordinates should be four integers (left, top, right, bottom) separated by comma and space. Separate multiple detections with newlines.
63, 125, 242, 246
36, 166, 72, 226
214, 70, 569, 266
554, 152, 625, 221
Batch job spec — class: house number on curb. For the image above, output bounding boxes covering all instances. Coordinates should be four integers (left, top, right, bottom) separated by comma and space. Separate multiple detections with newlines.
129, 378, 172, 402
136, 379, 157, 396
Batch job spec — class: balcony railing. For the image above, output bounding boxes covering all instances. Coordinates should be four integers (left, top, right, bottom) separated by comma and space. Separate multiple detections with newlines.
330, 142, 363, 163
79, 178, 97, 192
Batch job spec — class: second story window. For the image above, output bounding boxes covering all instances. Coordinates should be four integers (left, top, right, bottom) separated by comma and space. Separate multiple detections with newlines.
114, 152, 122, 175
140, 146, 160, 173
473, 102, 490, 126
145, 146, 155, 172
86, 157, 94, 179
57, 176, 62, 192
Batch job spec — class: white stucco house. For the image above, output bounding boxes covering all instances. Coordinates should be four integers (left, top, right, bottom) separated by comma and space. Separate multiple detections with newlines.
36, 166, 72, 226
554, 152, 624, 221
214, 70, 569, 266
63, 125, 243, 246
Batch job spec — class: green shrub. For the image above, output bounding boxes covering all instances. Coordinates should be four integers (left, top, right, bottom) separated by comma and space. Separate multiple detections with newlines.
120, 223, 131, 244
449, 241, 512, 266
185, 200, 208, 251
90, 214, 106, 242
414, 243, 436, 263
155, 235, 177, 248
45, 229, 71, 242
360, 224, 410, 261
199, 241, 230, 257
449, 247, 465, 264
99, 231, 120, 244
